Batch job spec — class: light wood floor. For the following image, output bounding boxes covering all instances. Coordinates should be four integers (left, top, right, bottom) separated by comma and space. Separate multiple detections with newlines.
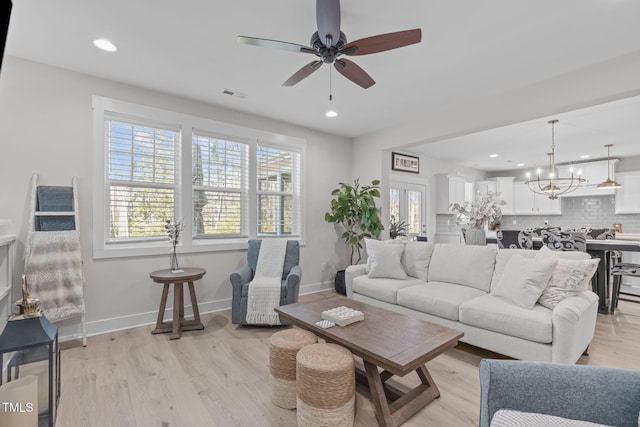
56, 291, 640, 427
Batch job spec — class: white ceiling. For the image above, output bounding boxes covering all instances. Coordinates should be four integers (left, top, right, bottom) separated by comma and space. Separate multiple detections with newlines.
5, 0, 640, 169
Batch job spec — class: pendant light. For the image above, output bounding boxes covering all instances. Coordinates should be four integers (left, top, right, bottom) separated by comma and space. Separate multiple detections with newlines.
597, 144, 621, 189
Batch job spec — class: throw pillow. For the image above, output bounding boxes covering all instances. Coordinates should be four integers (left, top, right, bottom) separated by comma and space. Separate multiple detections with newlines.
367, 244, 407, 279
402, 241, 434, 281
538, 258, 599, 309
491, 255, 557, 309
364, 238, 404, 273
536, 245, 591, 261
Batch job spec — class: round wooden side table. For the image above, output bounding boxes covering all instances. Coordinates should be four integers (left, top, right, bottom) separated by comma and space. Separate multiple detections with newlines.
150, 267, 206, 340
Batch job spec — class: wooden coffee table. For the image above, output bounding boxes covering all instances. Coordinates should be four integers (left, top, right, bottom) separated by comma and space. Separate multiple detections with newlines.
275, 295, 463, 427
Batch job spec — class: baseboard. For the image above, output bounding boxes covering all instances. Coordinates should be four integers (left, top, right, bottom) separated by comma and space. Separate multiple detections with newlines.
57, 281, 334, 342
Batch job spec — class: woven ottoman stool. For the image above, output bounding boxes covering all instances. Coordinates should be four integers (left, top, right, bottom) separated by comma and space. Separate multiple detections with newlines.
270, 328, 318, 409
296, 343, 355, 427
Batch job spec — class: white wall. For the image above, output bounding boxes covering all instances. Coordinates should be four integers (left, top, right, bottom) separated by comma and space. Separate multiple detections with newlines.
0, 57, 352, 336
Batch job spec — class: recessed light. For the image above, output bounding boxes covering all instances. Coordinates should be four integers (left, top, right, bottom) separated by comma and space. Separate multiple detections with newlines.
325, 110, 337, 118
580, 154, 590, 159
489, 154, 499, 158
93, 39, 117, 52
517, 163, 525, 167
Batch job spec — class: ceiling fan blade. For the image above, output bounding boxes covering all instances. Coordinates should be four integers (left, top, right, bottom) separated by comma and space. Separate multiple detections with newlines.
316, 0, 341, 48
334, 59, 375, 89
237, 36, 315, 54
282, 60, 324, 86
342, 29, 422, 56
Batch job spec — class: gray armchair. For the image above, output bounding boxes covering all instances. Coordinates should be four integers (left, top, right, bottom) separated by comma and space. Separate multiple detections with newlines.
479, 359, 640, 427
229, 239, 301, 325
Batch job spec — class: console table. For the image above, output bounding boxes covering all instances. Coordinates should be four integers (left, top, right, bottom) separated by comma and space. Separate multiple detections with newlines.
150, 267, 206, 339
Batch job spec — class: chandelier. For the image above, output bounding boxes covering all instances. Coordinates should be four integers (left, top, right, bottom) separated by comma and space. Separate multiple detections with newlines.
526, 119, 585, 200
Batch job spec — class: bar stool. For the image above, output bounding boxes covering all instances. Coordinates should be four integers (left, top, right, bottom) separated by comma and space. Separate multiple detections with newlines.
611, 263, 640, 313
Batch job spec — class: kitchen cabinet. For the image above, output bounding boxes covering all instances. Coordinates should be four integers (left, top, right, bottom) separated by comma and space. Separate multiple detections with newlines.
615, 171, 640, 213
477, 177, 514, 215
512, 181, 562, 215
556, 159, 618, 197
435, 174, 470, 214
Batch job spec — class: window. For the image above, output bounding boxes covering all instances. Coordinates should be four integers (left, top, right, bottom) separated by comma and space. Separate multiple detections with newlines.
389, 180, 427, 237
192, 132, 248, 239
256, 144, 301, 236
106, 118, 179, 243
93, 97, 305, 258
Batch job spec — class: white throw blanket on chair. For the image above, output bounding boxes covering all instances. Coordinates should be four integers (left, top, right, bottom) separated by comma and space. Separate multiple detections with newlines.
246, 239, 288, 325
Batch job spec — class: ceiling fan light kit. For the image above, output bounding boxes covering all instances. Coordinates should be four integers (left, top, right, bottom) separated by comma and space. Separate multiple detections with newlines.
237, 0, 421, 89
526, 119, 586, 200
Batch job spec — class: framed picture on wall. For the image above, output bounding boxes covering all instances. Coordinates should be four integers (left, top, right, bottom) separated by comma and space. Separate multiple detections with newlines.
392, 152, 419, 173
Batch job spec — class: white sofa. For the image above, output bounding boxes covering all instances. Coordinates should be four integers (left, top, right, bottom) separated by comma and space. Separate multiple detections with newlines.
345, 242, 599, 364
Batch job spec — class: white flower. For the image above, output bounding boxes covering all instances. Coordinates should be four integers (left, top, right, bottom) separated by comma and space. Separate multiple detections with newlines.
450, 191, 506, 228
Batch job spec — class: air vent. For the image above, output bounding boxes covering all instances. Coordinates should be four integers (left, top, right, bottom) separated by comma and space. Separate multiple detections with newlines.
222, 88, 247, 99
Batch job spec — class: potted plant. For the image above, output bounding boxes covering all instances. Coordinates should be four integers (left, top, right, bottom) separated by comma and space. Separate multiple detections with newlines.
325, 178, 384, 294
389, 215, 408, 239
450, 191, 505, 245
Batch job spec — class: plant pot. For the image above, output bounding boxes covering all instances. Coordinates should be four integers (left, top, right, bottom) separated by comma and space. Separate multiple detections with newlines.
334, 270, 346, 295
465, 227, 487, 246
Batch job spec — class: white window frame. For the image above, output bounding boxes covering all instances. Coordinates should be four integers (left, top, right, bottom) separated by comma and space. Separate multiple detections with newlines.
93, 96, 306, 259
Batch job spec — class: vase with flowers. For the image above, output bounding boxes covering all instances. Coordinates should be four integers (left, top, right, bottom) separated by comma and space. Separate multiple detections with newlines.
165, 219, 183, 272
450, 192, 505, 245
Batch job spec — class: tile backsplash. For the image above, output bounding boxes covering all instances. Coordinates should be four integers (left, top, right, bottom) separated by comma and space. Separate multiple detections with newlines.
436, 195, 640, 234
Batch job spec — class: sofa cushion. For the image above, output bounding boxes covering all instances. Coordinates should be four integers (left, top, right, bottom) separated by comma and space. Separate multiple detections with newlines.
428, 243, 497, 292
490, 410, 610, 427
352, 275, 424, 304
368, 244, 407, 279
397, 282, 487, 321
538, 258, 599, 310
491, 255, 557, 309
459, 295, 552, 343
490, 249, 539, 291
402, 241, 434, 281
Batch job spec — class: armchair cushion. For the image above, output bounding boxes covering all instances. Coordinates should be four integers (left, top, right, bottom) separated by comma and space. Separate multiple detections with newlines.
479, 359, 640, 427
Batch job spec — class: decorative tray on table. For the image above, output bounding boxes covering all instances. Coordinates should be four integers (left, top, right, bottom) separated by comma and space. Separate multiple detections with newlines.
321, 306, 364, 327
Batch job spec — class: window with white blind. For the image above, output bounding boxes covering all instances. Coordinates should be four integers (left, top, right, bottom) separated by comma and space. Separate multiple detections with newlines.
93, 96, 305, 258
106, 118, 179, 243
192, 132, 249, 239
256, 144, 301, 236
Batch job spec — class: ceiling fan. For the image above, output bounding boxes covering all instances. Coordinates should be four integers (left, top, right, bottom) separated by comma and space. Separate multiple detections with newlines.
237, 0, 421, 89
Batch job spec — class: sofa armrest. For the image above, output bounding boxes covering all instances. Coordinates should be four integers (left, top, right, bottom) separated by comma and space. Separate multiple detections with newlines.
345, 264, 367, 298
230, 265, 252, 287
551, 290, 598, 363
479, 359, 640, 427
284, 265, 302, 304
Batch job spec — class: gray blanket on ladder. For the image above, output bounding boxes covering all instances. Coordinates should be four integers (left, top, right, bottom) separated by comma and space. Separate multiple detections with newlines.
24, 230, 86, 322
36, 186, 75, 231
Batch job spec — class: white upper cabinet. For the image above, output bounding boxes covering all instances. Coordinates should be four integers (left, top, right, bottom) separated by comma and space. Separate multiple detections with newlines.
615, 171, 640, 213
556, 159, 618, 197
435, 174, 471, 214
512, 180, 562, 215
476, 177, 514, 215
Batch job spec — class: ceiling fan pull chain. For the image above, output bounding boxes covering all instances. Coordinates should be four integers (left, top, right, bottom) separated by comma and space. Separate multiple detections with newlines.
329, 65, 333, 101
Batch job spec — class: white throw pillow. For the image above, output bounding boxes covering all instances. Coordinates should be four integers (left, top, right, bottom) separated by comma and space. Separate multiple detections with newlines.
402, 241, 434, 281
491, 255, 557, 309
367, 244, 407, 279
536, 245, 590, 260
365, 238, 404, 273
538, 258, 599, 309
